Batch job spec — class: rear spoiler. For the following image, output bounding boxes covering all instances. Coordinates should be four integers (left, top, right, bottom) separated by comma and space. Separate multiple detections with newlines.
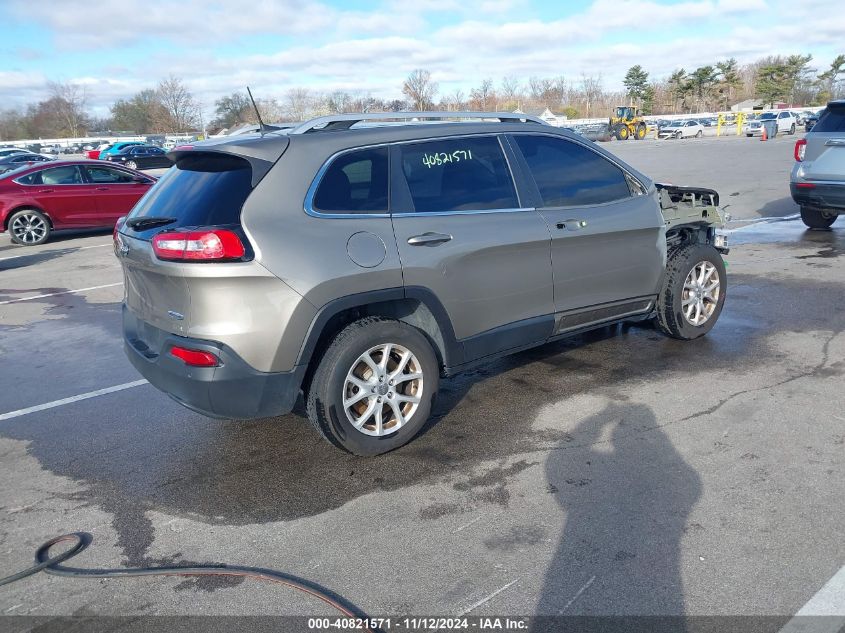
167, 134, 290, 187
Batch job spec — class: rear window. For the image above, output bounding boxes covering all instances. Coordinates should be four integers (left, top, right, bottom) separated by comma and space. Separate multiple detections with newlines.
813, 105, 845, 133
126, 153, 253, 230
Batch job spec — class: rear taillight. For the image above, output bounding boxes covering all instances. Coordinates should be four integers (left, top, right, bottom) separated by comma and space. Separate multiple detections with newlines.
114, 216, 126, 242
794, 138, 807, 162
152, 229, 245, 261
170, 345, 219, 367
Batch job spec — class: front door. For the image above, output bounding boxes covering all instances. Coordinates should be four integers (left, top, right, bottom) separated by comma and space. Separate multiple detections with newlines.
508, 134, 665, 331
390, 135, 554, 364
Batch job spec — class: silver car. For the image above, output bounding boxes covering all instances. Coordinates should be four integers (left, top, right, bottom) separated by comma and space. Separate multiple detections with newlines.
115, 111, 729, 455
791, 100, 845, 228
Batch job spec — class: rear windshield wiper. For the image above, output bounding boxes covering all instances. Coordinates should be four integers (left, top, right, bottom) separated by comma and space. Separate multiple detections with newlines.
126, 216, 177, 230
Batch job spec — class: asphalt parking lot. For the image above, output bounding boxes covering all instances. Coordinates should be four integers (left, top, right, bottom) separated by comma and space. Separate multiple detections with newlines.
1, 134, 843, 629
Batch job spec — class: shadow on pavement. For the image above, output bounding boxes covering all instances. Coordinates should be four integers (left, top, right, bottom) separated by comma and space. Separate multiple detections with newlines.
532, 400, 700, 629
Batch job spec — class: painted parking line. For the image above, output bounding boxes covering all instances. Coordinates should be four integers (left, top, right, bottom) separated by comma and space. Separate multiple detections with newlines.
0, 242, 113, 262
778, 564, 845, 632
0, 282, 123, 305
0, 380, 148, 421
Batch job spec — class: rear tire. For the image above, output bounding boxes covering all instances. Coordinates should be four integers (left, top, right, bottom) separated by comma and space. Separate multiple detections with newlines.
695, 130, 703, 138
8, 208, 51, 246
789, 124, 796, 135
655, 244, 726, 340
635, 123, 647, 139
800, 206, 837, 229
306, 317, 439, 456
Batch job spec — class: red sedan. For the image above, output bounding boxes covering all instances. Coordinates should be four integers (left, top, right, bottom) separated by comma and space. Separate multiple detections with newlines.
0, 160, 155, 245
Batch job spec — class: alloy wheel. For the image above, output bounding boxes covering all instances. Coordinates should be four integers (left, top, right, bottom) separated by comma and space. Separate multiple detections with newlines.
682, 261, 720, 326
342, 343, 423, 436
10, 213, 47, 244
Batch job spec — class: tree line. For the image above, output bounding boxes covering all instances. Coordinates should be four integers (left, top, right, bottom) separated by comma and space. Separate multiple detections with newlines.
1, 53, 843, 141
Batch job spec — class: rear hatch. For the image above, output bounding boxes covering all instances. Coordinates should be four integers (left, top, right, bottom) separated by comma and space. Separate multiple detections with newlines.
803, 103, 845, 182
116, 135, 288, 336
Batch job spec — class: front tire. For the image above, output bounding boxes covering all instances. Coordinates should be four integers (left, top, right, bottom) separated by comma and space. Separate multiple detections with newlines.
655, 244, 726, 340
8, 209, 51, 245
126, 160, 138, 170
800, 206, 837, 229
306, 317, 439, 456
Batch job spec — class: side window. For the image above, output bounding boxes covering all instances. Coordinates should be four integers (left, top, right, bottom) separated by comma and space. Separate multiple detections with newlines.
85, 166, 135, 183
14, 172, 39, 185
398, 136, 518, 213
312, 147, 388, 214
513, 135, 632, 207
40, 166, 83, 185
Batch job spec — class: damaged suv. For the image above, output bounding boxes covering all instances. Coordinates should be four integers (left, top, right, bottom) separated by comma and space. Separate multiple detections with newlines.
115, 112, 728, 456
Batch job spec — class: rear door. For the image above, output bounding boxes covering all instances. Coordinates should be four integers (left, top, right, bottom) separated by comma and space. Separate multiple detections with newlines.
803, 103, 845, 182
390, 135, 554, 362
82, 164, 153, 225
27, 164, 100, 225
508, 133, 664, 331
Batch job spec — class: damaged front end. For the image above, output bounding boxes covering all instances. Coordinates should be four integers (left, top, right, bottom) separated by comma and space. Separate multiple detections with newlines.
656, 183, 730, 255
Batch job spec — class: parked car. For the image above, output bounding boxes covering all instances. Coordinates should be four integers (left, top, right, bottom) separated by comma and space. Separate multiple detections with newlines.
745, 111, 797, 137
86, 143, 112, 160
790, 100, 845, 229
105, 145, 173, 170
0, 152, 54, 174
0, 160, 155, 245
805, 109, 824, 132
658, 120, 704, 138
0, 148, 27, 158
115, 111, 729, 456
99, 141, 145, 159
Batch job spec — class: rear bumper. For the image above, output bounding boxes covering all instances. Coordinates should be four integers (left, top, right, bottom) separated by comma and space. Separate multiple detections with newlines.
790, 182, 845, 211
123, 306, 304, 419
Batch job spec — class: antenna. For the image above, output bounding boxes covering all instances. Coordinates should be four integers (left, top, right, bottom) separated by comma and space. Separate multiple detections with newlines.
246, 86, 268, 136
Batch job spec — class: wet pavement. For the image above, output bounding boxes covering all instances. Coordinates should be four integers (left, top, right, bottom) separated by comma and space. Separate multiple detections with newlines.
0, 138, 843, 624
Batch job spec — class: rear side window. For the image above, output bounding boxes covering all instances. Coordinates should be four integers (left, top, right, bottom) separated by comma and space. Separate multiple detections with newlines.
126, 153, 253, 229
513, 135, 631, 207
813, 105, 845, 133
86, 166, 135, 183
313, 147, 388, 214
399, 136, 518, 213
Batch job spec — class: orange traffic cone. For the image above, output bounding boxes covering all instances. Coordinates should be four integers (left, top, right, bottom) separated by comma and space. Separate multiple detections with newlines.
760, 125, 767, 141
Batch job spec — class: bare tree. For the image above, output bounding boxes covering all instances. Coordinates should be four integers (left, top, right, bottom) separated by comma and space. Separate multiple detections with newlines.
156, 75, 199, 131
579, 74, 605, 118
402, 69, 438, 110
285, 88, 315, 121
500, 76, 522, 109
326, 90, 353, 114
47, 81, 89, 137
469, 78, 496, 110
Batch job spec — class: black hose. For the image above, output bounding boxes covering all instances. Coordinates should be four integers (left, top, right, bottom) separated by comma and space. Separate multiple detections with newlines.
0, 533, 379, 633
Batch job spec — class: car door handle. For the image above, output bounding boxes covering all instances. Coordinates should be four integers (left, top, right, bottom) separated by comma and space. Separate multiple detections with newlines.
37, 188, 54, 193
556, 219, 588, 231
407, 232, 453, 246
96, 187, 109, 191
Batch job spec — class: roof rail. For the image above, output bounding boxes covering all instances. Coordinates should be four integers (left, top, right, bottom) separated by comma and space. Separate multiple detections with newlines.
288, 111, 548, 134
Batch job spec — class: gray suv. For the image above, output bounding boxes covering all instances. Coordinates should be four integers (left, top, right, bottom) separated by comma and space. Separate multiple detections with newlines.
115, 112, 728, 456
791, 100, 845, 228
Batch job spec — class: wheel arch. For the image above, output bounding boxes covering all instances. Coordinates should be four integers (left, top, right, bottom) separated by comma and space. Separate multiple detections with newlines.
4, 205, 54, 230
296, 287, 462, 388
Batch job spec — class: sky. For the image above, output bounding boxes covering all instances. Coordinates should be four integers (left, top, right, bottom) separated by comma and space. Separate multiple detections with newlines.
0, 0, 841, 119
